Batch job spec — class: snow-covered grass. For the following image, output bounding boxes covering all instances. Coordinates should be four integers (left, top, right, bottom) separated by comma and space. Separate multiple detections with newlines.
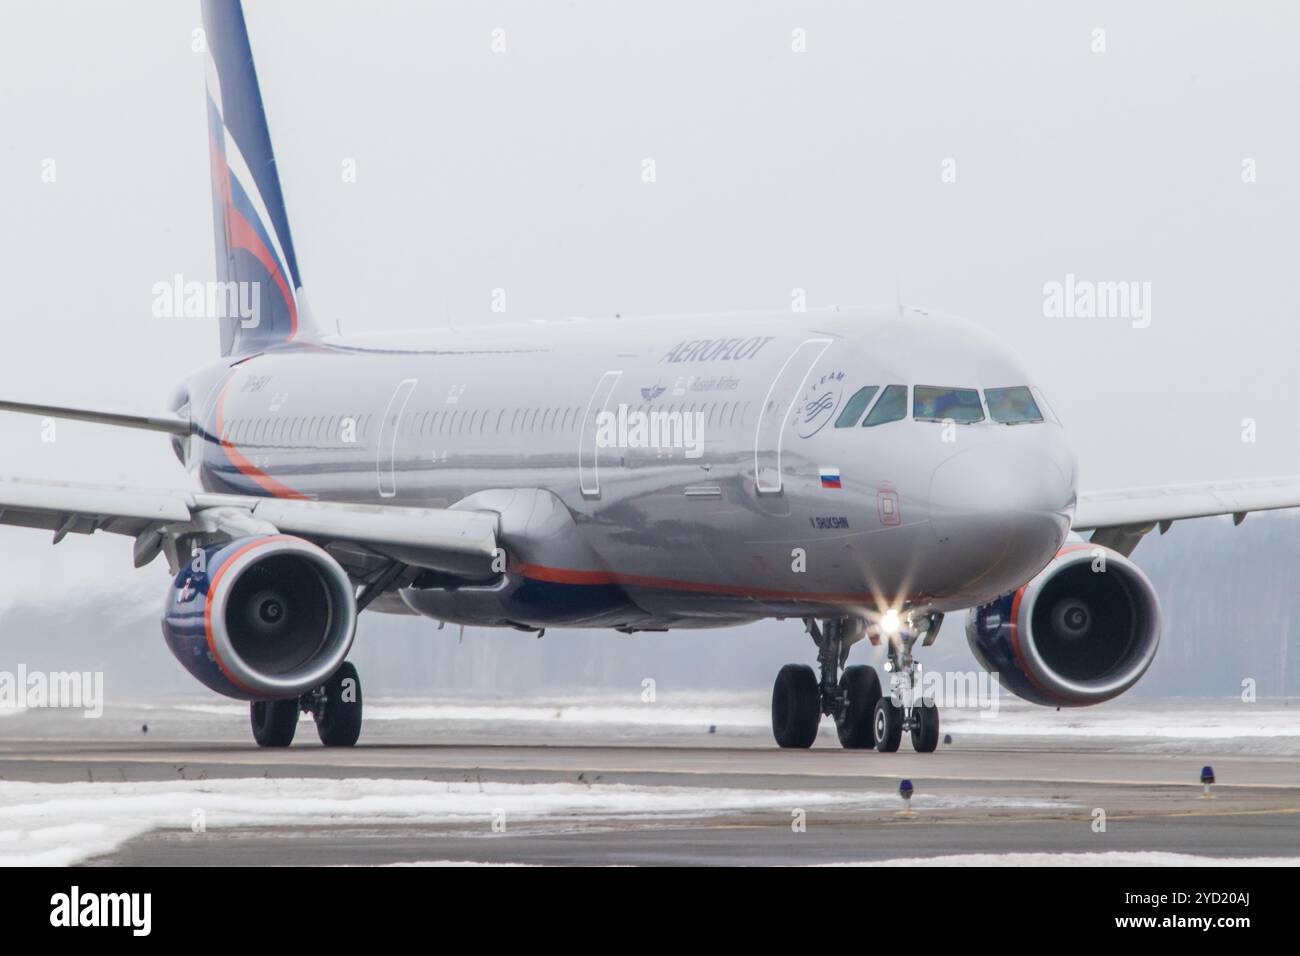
0, 776, 1065, 866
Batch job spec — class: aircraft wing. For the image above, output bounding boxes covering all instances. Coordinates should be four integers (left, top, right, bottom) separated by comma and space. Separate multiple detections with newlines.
0, 476, 499, 573
1074, 475, 1300, 555
0, 398, 192, 435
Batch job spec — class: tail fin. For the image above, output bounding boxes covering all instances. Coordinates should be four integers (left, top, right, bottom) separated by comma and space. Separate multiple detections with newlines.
202, 0, 318, 356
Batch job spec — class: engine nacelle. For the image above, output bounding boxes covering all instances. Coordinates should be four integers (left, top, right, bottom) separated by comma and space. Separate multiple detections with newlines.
162, 535, 356, 700
966, 545, 1161, 706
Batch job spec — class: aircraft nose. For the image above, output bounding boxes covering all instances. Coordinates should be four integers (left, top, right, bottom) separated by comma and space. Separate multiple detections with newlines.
928, 441, 1075, 598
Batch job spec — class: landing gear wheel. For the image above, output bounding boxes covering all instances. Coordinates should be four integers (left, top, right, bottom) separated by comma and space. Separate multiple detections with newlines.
313, 661, 363, 747
250, 699, 298, 748
910, 699, 940, 753
873, 696, 903, 753
835, 665, 882, 749
772, 663, 820, 749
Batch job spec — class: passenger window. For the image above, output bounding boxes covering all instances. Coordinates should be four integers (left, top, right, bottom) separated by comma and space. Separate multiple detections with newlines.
985, 386, 1043, 424
835, 386, 879, 428
862, 385, 907, 427
914, 386, 984, 424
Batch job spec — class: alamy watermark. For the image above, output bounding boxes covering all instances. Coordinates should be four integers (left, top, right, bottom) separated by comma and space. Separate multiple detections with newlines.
50, 886, 150, 936
595, 404, 705, 459
151, 274, 261, 327
0, 665, 103, 718
890, 666, 1002, 718
1042, 273, 1151, 328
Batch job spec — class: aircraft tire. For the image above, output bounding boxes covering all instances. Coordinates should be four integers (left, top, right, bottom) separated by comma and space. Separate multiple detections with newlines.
910, 698, 940, 753
835, 665, 882, 749
873, 696, 904, 753
772, 663, 820, 748
314, 661, 363, 747
250, 698, 299, 747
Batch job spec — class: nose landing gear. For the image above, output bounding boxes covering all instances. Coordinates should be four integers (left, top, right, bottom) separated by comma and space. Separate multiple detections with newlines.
770, 612, 943, 753
881, 611, 943, 753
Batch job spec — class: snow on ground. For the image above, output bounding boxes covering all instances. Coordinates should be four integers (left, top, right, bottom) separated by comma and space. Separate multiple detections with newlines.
941, 704, 1300, 740
0, 777, 1065, 866
165, 698, 766, 729
159, 693, 1300, 739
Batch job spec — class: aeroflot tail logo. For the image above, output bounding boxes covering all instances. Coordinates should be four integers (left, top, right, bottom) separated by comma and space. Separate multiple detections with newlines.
661, 336, 775, 364
50, 886, 151, 936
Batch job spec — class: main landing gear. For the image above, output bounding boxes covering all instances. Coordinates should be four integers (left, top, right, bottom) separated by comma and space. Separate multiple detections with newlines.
250, 661, 364, 748
770, 613, 943, 753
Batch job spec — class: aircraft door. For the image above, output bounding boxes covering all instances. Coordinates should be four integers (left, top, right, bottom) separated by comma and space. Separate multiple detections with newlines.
579, 370, 622, 498
753, 338, 832, 494
377, 378, 418, 498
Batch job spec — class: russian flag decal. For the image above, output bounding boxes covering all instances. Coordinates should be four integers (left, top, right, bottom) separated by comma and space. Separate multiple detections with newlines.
819, 466, 842, 489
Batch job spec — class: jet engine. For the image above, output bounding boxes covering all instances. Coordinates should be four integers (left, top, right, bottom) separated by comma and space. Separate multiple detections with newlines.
162, 535, 356, 700
966, 544, 1161, 706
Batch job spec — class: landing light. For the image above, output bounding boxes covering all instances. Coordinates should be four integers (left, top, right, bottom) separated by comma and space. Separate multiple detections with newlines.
880, 609, 901, 636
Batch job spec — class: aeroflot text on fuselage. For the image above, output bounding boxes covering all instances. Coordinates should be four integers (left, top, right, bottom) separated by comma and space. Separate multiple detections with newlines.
659, 336, 776, 363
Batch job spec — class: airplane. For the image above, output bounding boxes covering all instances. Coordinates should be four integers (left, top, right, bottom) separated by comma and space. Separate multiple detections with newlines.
3, 0, 1300, 751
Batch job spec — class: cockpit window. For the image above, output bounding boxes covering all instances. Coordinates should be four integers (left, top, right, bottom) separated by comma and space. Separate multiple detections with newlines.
862, 384, 907, 427
834, 386, 878, 428
913, 386, 984, 423
1031, 386, 1060, 425
985, 386, 1044, 424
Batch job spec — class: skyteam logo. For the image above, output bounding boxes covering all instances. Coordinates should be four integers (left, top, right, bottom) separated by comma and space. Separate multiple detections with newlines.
596, 404, 704, 458
796, 370, 846, 438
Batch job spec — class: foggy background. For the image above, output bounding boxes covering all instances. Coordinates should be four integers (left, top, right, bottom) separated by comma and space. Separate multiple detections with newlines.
1, 1, 1298, 699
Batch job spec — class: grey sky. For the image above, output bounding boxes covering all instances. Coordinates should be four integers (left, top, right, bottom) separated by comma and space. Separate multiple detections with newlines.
1, 0, 1298, 607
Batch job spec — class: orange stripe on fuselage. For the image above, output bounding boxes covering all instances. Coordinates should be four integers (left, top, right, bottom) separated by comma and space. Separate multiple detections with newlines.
214, 373, 310, 500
